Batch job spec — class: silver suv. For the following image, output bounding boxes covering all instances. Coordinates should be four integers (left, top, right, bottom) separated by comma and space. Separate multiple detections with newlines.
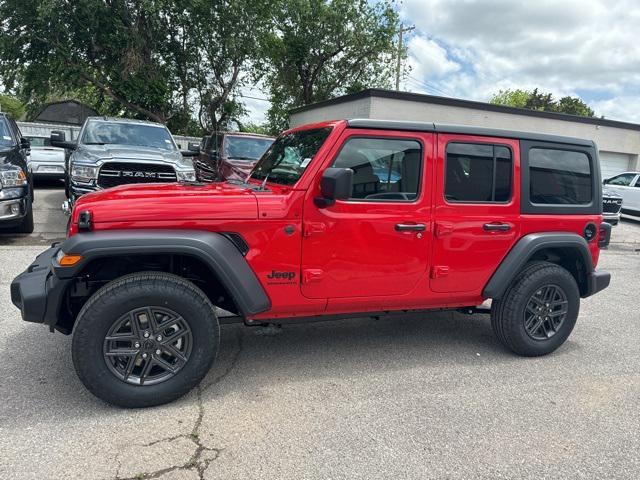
50, 117, 197, 206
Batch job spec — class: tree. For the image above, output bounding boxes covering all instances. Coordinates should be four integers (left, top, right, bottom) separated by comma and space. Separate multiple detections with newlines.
262, 0, 401, 131
0, 0, 269, 134
0, 94, 26, 119
490, 88, 595, 117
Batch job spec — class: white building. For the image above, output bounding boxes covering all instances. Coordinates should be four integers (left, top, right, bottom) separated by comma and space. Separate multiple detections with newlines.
289, 89, 640, 179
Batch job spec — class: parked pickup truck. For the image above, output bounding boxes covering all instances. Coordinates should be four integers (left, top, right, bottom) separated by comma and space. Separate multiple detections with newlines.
50, 117, 198, 207
11, 119, 611, 407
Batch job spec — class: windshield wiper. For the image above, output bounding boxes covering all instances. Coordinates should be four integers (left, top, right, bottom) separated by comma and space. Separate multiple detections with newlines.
228, 156, 255, 161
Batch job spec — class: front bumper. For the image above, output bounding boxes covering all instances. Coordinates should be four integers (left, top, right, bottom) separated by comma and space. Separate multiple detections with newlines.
10, 246, 70, 327
585, 270, 611, 297
29, 161, 66, 178
602, 211, 621, 224
0, 186, 29, 223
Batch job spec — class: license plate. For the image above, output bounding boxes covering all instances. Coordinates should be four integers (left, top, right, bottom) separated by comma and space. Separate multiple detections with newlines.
38, 166, 64, 173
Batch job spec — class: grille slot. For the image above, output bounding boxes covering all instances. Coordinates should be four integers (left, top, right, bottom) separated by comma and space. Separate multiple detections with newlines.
602, 197, 622, 214
98, 162, 177, 189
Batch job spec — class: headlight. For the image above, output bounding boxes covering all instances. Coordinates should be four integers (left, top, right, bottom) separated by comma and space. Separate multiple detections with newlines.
71, 165, 99, 183
0, 167, 28, 188
176, 170, 197, 182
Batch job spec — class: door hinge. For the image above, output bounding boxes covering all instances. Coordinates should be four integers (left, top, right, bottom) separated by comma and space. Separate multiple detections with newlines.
303, 222, 326, 237
430, 266, 450, 278
434, 222, 453, 238
302, 269, 324, 283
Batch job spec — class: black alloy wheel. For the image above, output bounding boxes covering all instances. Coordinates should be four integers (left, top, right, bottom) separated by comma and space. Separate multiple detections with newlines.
103, 306, 193, 386
523, 284, 569, 341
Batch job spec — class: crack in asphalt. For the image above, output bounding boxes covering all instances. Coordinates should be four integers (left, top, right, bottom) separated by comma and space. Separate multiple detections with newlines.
110, 328, 244, 480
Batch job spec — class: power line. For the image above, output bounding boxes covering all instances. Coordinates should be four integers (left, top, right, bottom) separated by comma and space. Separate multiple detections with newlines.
406, 75, 455, 98
237, 94, 272, 103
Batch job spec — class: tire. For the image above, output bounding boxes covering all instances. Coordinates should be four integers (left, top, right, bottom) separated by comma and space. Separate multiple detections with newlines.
72, 272, 219, 408
491, 261, 580, 357
15, 196, 34, 234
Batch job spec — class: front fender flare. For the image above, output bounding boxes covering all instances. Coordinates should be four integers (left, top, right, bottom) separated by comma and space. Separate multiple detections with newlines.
57, 229, 270, 316
482, 232, 594, 299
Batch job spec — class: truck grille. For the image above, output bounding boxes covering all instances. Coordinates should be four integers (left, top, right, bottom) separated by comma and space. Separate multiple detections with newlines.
602, 197, 622, 214
98, 162, 177, 189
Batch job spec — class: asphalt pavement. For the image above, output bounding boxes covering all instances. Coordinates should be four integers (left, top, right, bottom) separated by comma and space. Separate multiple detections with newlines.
0, 184, 638, 479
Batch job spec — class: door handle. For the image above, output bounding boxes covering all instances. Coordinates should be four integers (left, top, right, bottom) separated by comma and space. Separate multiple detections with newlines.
483, 222, 511, 232
395, 223, 426, 232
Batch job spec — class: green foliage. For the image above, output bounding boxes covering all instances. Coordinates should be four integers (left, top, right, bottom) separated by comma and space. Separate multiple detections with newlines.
0, 0, 403, 133
490, 88, 595, 117
0, 94, 26, 119
262, 0, 401, 131
238, 121, 273, 136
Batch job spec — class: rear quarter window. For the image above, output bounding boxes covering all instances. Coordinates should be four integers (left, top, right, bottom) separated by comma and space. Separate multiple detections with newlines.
520, 140, 599, 215
529, 148, 592, 204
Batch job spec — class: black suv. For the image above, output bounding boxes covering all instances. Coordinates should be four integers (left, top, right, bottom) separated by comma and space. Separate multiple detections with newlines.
0, 113, 34, 233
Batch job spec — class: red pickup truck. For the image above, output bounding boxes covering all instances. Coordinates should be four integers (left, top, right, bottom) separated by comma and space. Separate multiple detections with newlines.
11, 119, 611, 407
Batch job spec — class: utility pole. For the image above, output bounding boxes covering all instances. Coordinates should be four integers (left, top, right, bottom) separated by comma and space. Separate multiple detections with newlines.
395, 24, 415, 91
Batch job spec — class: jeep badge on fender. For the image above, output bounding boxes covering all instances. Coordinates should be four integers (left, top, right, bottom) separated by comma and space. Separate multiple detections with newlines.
11, 119, 611, 408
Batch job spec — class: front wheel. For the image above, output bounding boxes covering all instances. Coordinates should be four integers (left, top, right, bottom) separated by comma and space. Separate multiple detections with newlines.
72, 272, 219, 407
491, 261, 580, 356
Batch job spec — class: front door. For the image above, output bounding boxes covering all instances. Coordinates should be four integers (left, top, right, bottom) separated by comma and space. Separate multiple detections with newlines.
301, 130, 433, 299
430, 134, 521, 293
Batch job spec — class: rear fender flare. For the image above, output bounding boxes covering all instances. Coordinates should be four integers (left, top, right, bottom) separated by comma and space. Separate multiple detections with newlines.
482, 232, 593, 299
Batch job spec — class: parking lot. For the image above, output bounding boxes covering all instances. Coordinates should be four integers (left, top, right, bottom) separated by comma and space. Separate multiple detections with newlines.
1, 183, 639, 480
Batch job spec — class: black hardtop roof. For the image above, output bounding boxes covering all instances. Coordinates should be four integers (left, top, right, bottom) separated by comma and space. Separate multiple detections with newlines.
346, 119, 594, 147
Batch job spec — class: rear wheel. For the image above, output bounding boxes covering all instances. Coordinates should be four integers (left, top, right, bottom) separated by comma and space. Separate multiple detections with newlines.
72, 272, 219, 407
491, 261, 580, 356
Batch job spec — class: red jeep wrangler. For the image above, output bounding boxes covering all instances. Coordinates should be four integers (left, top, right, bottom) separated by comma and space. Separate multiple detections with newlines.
11, 119, 611, 407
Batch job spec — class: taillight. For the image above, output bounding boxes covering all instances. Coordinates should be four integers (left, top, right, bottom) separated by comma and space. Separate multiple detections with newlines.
598, 222, 611, 248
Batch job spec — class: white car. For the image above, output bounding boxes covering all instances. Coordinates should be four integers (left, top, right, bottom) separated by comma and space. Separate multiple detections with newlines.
25, 136, 66, 180
602, 172, 640, 218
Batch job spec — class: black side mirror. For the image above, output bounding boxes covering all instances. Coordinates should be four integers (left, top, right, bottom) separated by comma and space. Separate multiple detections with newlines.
188, 142, 201, 153
602, 178, 610, 185
314, 167, 353, 208
50, 130, 77, 150
20, 138, 30, 149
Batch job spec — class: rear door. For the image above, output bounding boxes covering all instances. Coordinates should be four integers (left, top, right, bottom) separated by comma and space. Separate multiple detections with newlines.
430, 134, 520, 293
301, 129, 433, 299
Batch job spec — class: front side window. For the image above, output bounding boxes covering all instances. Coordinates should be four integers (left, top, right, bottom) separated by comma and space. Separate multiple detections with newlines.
445, 143, 512, 202
607, 173, 635, 186
331, 137, 422, 201
250, 127, 332, 186
529, 148, 591, 204
81, 120, 177, 151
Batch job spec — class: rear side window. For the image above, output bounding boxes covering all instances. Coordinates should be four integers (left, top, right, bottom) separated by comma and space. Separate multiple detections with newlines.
445, 143, 512, 202
332, 137, 422, 201
529, 148, 591, 204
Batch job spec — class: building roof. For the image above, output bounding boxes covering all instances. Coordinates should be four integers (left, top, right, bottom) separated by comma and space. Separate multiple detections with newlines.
290, 88, 640, 133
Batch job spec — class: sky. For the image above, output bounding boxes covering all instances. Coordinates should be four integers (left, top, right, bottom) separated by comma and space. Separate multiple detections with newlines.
400, 0, 640, 123
242, 0, 639, 125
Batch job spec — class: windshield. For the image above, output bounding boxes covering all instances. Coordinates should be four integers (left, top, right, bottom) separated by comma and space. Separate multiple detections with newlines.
0, 118, 14, 148
81, 120, 177, 151
250, 127, 332, 186
224, 135, 274, 161
26, 137, 51, 147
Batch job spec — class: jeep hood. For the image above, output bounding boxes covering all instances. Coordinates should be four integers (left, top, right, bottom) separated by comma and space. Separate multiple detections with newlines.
72, 182, 258, 224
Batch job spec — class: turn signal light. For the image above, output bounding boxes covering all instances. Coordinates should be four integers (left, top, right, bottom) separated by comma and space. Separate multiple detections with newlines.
58, 253, 82, 266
